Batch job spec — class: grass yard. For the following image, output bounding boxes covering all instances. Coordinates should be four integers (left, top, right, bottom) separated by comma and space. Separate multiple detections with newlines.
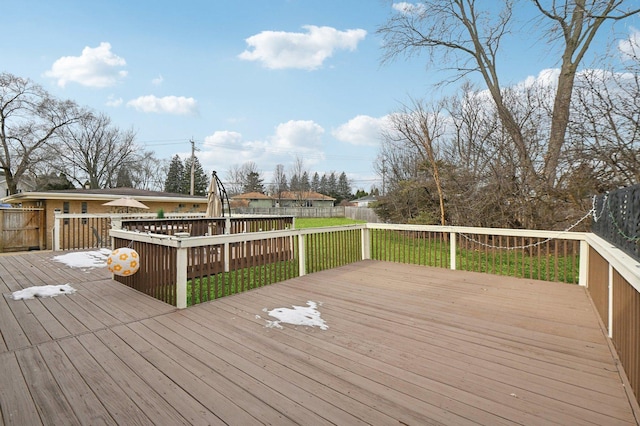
295, 217, 366, 228
186, 218, 580, 307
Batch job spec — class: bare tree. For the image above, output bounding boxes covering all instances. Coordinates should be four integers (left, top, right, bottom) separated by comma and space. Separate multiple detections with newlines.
289, 155, 310, 205
0, 72, 82, 194
532, 0, 640, 186
270, 163, 288, 204
384, 99, 447, 224
378, 0, 639, 191
225, 164, 245, 196
129, 151, 167, 191
52, 111, 137, 188
569, 66, 640, 188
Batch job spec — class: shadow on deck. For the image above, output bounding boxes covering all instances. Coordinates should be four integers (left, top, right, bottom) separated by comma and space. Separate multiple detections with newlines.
0, 251, 638, 425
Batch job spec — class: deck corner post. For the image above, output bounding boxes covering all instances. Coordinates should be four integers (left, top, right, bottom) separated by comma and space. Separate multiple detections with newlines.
579, 240, 589, 287
361, 226, 370, 260
449, 231, 457, 270
176, 247, 188, 309
298, 233, 306, 276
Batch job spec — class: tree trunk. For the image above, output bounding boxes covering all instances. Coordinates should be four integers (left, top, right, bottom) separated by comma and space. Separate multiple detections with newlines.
545, 63, 576, 188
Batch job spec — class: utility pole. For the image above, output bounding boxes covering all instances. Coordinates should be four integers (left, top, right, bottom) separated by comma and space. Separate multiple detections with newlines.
190, 139, 195, 196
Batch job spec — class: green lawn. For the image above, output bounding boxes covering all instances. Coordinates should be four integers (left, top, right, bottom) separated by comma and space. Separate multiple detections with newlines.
295, 217, 365, 228
186, 219, 579, 307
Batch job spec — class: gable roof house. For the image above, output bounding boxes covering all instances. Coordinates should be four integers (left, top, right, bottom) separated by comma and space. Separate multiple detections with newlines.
229, 192, 274, 209
351, 194, 378, 207
231, 191, 336, 209
274, 191, 335, 208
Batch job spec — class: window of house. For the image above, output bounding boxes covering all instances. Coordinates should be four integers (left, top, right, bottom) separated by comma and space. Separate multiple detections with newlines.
81, 202, 87, 224
63, 202, 70, 225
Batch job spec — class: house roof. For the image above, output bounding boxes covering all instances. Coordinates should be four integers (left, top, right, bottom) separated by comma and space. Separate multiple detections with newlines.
277, 191, 336, 201
352, 195, 378, 203
231, 192, 272, 200
1, 188, 206, 204
231, 191, 336, 201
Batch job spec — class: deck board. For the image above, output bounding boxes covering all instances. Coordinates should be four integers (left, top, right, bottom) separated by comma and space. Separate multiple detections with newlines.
0, 251, 638, 425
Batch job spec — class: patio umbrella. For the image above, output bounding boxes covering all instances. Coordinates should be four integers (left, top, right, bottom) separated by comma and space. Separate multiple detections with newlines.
103, 197, 150, 212
206, 172, 223, 217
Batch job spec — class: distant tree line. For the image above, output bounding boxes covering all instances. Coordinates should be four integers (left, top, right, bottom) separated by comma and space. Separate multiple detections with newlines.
225, 157, 354, 205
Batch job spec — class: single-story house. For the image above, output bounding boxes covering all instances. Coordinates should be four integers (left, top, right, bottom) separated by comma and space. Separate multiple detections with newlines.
230, 192, 274, 209
350, 195, 378, 207
0, 171, 36, 197
231, 191, 335, 209
276, 191, 335, 208
1, 188, 207, 249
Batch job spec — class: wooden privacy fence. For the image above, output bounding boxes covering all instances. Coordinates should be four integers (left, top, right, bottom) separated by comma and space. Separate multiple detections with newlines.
108, 222, 639, 407
0, 208, 45, 252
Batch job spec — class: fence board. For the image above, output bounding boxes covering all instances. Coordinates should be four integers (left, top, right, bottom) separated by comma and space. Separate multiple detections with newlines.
0, 209, 44, 252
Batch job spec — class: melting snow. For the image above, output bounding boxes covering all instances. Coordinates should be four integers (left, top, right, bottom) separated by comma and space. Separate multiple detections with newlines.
11, 284, 77, 300
263, 301, 328, 330
52, 248, 112, 269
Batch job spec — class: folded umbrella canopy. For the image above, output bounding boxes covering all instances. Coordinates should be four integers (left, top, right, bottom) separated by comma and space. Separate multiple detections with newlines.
103, 197, 150, 212
206, 173, 223, 218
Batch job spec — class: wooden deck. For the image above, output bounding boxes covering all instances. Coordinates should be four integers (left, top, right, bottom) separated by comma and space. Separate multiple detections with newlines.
0, 251, 638, 425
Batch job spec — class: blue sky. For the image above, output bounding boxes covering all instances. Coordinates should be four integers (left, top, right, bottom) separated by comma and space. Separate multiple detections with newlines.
3, 1, 639, 191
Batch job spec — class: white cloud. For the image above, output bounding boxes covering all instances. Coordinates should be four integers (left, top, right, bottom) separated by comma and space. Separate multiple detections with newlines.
126, 95, 197, 115
105, 95, 123, 107
201, 130, 267, 169
392, 2, 426, 15
204, 130, 244, 147
238, 25, 367, 70
44, 42, 127, 88
619, 28, 640, 61
152, 74, 164, 85
332, 115, 388, 146
521, 68, 560, 88
199, 120, 326, 173
271, 119, 325, 151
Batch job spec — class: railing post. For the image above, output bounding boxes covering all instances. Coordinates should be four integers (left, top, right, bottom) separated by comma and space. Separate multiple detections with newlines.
579, 240, 588, 287
361, 226, 370, 260
298, 233, 306, 276
53, 211, 61, 251
176, 247, 188, 309
449, 232, 457, 270
608, 264, 613, 338
224, 242, 230, 272
224, 217, 231, 234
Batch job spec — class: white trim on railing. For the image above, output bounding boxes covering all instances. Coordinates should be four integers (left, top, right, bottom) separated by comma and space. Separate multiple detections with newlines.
586, 233, 640, 294
109, 223, 640, 312
176, 248, 188, 309
365, 222, 588, 240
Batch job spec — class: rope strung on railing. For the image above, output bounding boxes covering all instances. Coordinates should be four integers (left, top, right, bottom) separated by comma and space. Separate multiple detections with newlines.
458, 197, 598, 251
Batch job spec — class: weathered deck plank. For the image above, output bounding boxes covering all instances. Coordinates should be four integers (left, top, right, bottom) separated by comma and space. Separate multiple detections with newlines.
0, 251, 637, 425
